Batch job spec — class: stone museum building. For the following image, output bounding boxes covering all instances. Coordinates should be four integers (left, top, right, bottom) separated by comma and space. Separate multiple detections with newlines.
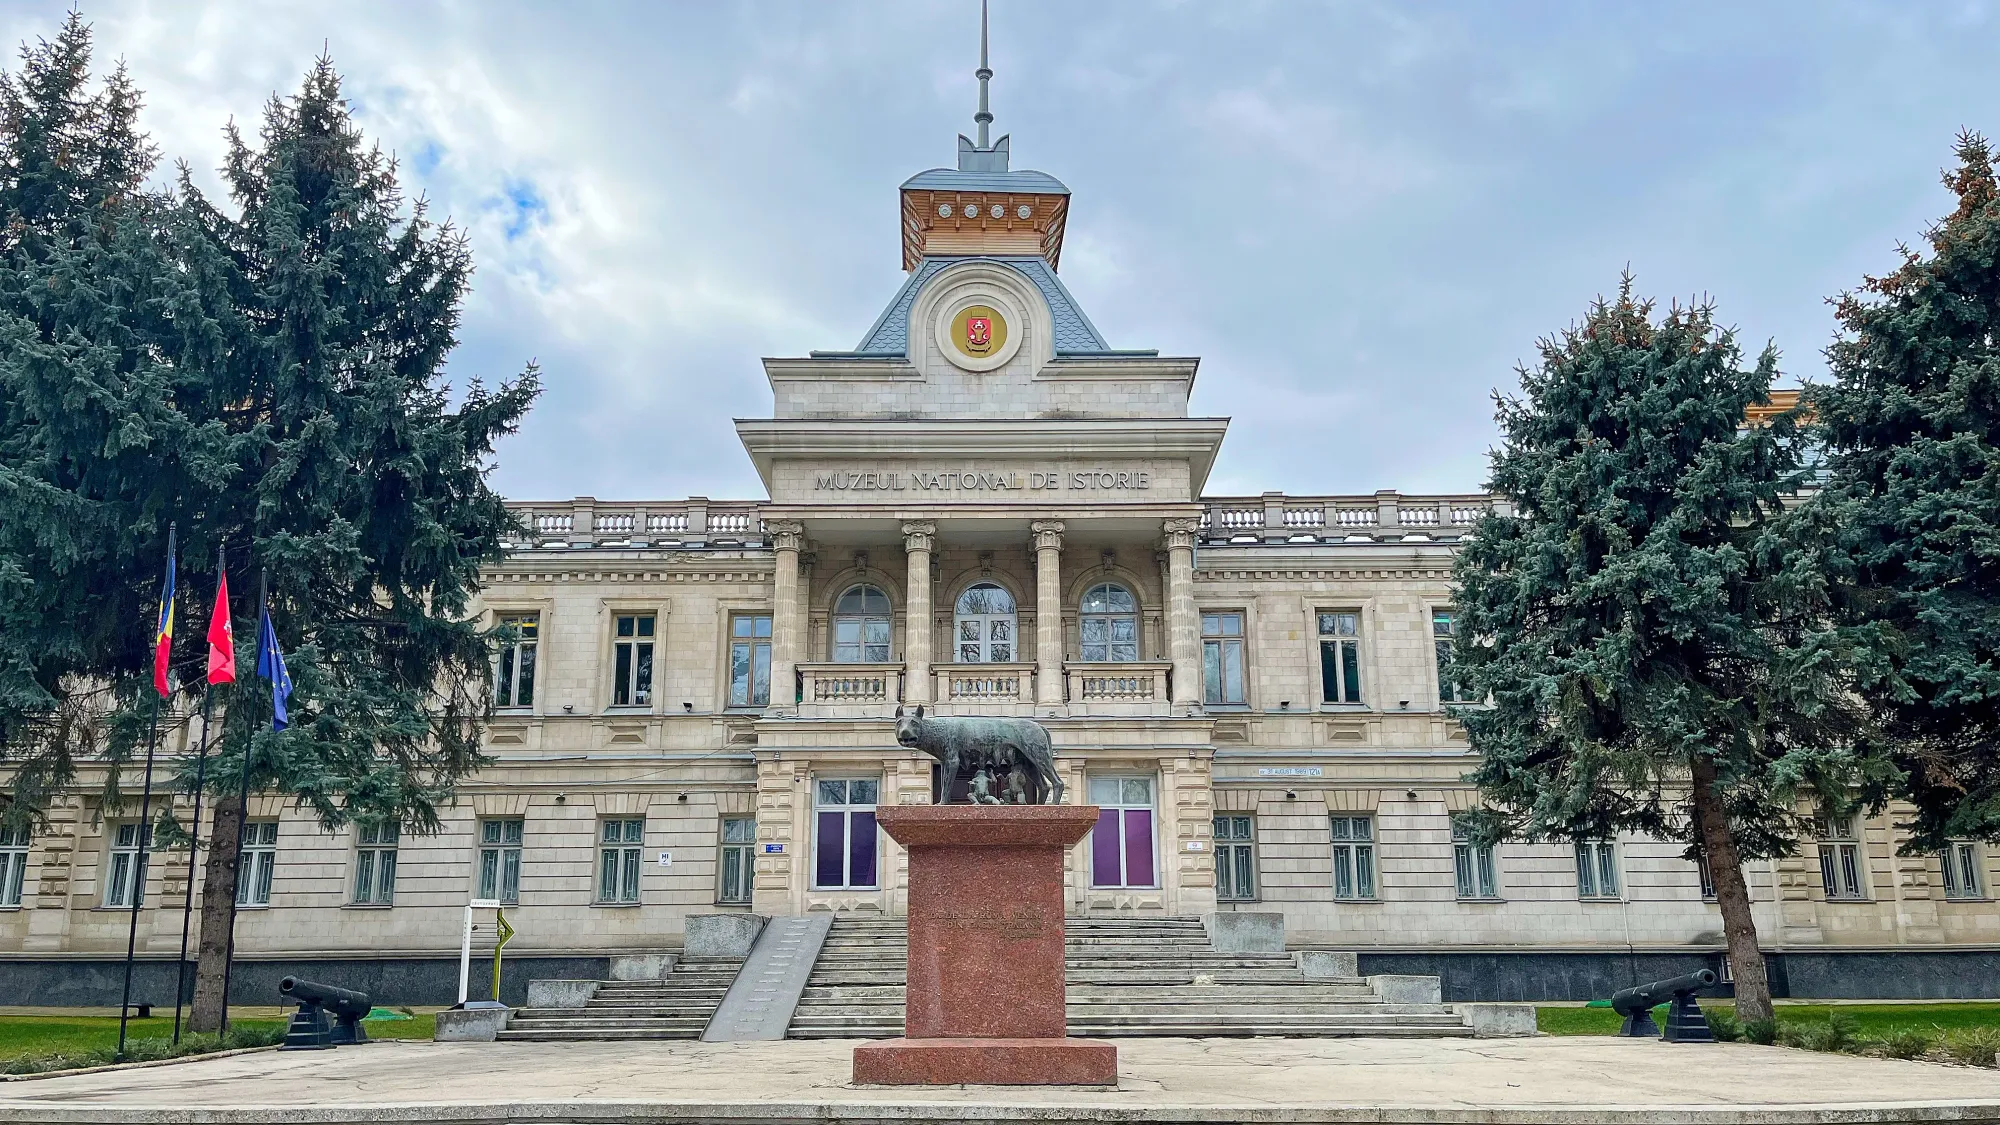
4, 70, 1997, 1007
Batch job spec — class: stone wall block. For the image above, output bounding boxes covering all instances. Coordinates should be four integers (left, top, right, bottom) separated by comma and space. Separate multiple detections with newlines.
685, 913, 767, 958
1202, 910, 1286, 953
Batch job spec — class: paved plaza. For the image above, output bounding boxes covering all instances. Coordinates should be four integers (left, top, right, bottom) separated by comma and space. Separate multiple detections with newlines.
6, 1036, 2000, 1124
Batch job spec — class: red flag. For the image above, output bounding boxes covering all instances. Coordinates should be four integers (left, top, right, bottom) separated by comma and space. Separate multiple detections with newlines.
206, 571, 236, 685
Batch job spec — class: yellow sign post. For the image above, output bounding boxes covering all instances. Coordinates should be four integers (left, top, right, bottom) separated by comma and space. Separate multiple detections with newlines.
490, 907, 515, 1003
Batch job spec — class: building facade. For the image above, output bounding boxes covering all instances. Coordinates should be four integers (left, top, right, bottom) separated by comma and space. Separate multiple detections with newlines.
5, 98, 1999, 1007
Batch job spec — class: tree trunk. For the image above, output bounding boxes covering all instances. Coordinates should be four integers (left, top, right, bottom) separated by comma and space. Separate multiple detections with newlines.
1690, 755, 1773, 1024
187, 793, 245, 1033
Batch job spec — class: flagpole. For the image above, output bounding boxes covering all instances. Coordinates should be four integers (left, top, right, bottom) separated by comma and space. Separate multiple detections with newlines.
218, 570, 264, 1038
172, 543, 226, 1046
119, 522, 174, 1059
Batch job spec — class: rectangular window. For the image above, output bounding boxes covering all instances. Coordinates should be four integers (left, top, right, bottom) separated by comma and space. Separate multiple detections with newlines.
1213, 814, 1257, 901
1433, 609, 1461, 703
1330, 815, 1376, 899
730, 614, 773, 707
1814, 813, 1867, 900
813, 779, 879, 890
1575, 839, 1620, 899
237, 821, 278, 906
0, 823, 29, 908
1202, 612, 1247, 706
494, 613, 538, 708
1696, 848, 1717, 900
478, 819, 525, 903
1090, 777, 1157, 889
597, 819, 644, 904
719, 817, 756, 904
611, 613, 655, 707
1942, 842, 1984, 900
353, 822, 399, 905
104, 822, 149, 908
1452, 818, 1498, 899
1317, 612, 1363, 705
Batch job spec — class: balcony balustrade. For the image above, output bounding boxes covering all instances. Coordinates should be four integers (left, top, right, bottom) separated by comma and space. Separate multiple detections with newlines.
1064, 661, 1173, 717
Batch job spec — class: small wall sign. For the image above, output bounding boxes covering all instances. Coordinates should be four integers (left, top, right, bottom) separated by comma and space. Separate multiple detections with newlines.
1185, 841, 1206, 852
763, 843, 786, 854
657, 851, 672, 867
1257, 766, 1324, 777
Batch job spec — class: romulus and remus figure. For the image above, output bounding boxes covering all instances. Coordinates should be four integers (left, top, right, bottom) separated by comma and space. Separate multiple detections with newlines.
893, 705, 1064, 805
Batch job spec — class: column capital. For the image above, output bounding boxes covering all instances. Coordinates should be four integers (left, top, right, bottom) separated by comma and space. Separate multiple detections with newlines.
900, 520, 937, 554
1030, 519, 1066, 553
767, 519, 805, 552
1162, 517, 1200, 550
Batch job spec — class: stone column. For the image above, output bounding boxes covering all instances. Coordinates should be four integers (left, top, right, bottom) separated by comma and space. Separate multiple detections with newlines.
1031, 520, 1066, 711
1163, 517, 1202, 710
767, 520, 804, 714
902, 521, 936, 705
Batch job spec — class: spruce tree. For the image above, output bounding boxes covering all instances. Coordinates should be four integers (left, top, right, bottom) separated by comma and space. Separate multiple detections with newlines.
1450, 281, 1875, 1022
1810, 132, 2000, 852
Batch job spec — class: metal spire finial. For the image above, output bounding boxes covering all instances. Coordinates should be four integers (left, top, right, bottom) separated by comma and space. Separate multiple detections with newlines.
974, 0, 993, 149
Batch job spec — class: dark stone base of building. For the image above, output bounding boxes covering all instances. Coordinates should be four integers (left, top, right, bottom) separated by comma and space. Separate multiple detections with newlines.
1357, 949, 2000, 1002
0, 955, 609, 1008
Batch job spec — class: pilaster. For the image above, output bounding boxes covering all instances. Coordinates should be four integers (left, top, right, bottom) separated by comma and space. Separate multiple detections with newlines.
1163, 517, 1201, 711
1031, 520, 1066, 713
902, 522, 937, 704
767, 520, 805, 715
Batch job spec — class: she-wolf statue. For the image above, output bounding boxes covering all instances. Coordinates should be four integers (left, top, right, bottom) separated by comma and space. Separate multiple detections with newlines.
893, 704, 1064, 805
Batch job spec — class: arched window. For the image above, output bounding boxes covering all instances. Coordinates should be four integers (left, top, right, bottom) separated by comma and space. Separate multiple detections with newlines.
1080, 582, 1139, 662
833, 584, 892, 663
954, 582, 1017, 663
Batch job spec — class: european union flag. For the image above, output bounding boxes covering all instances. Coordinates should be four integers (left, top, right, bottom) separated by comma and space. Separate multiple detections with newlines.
255, 604, 292, 732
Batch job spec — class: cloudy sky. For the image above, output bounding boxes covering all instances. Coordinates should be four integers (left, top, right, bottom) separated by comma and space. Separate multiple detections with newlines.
5, 1, 1995, 501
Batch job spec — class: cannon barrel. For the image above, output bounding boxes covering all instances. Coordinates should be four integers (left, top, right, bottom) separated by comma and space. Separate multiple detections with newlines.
279, 976, 372, 1020
1611, 969, 1716, 1016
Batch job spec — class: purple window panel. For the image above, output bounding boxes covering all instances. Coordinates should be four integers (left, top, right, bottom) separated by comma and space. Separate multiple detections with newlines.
1091, 808, 1122, 887
816, 810, 845, 887
851, 811, 878, 888
1122, 809, 1155, 887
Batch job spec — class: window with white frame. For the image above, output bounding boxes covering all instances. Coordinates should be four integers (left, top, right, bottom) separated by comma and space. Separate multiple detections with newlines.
1452, 818, 1498, 899
0, 823, 29, 907
1942, 841, 1984, 900
954, 583, 1016, 663
611, 614, 655, 707
813, 778, 879, 889
478, 818, 524, 903
104, 822, 149, 908
352, 822, 398, 905
1330, 815, 1376, 899
729, 614, 773, 707
1089, 777, 1157, 888
718, 817, 756, 904
1213, 814, 1256, 901
1080, 583, 1139, 662
1318, 612, 1364, 705
598, 819, 644, 904
833, 586, 892, 663
494, 613, 538, 709
1202, 612, 1246, 706
1433, 609, 1462, 703
1814, 812, 1867, 900
1575, 839, 1620, 899
237, 821, 278, 906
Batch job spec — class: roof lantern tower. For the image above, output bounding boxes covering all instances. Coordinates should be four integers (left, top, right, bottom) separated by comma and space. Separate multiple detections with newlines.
898, 0, 1070, 271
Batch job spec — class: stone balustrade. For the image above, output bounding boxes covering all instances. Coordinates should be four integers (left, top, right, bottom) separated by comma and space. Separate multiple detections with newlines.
1065, 661, 1173, 717
796, 662, 906, 717
1195, 490, 1501, 544
503, 497, 765, 548
934, 663, 1037, 710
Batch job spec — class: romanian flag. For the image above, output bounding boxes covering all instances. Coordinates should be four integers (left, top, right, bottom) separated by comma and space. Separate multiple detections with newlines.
152, 530, 177, 698
206, 567, 236, 685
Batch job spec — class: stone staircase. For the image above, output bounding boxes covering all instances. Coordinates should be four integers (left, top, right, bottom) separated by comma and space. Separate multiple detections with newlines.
785, 915, 1476, 1039
497, 957, 743, 1041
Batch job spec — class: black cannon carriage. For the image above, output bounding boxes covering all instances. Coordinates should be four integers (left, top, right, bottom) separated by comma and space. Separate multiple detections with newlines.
1611, 969, 1718, 1042
279, 976, 372, 1050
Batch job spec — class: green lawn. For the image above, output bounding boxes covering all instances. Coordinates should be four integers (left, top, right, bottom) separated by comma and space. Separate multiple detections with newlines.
0, 1011, 435, 1073
1538, 1001, 2000, 1037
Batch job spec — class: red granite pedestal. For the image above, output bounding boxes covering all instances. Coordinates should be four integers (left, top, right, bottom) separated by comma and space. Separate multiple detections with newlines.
851, 804, 1116, 1086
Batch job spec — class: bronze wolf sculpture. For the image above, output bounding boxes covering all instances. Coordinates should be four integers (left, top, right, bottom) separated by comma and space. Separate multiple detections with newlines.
893, 705, 1064, 805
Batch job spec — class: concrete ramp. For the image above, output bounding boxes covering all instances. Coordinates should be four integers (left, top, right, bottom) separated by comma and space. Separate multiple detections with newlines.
700, 914, 833, 1042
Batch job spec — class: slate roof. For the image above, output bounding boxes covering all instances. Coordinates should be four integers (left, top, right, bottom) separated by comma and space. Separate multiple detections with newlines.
900, 168, 1070, 195
844, 256, 1118, 356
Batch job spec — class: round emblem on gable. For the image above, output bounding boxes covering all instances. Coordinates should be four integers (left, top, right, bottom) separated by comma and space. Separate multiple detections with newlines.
949, 304, 1008, 362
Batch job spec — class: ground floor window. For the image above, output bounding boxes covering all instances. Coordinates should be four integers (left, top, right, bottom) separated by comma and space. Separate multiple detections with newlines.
1942, 841, 1983, 900
1814, 813, 1867, 901
479, 818, 524, 904
1576, 839, 1620, 900
353, 822, 398, 905
1090, 777, 1157, 889
1452, 818, 1497, 899
599, 819, 644, 903
719, 817, 756, 903
104, 822, 149, 908
1213, 814, 1256, 901
237, 821, 278, 906
1330, 815, 1375, 899
0, 824, 28, 907
814, 779, 879, 890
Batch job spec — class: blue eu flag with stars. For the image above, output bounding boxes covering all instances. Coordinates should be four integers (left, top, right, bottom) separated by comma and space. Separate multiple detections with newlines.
255, 604, 292, 731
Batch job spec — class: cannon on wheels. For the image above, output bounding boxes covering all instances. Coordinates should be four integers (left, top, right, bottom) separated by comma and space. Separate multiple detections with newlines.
279, 976, 372, 1050
1611, 969, 1717, 1042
